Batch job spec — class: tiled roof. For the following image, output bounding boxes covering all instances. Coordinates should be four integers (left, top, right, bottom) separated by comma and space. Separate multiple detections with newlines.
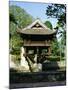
17, 19, 57, 35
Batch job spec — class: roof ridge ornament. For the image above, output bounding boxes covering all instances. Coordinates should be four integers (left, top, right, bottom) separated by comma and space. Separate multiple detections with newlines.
17, 19, 57, 35
22, 19, 52, 31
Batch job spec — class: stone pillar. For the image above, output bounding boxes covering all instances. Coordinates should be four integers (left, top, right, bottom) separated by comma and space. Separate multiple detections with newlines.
20, 47, 30, 72
34, 47, 42, 72
24, 47, 26, 56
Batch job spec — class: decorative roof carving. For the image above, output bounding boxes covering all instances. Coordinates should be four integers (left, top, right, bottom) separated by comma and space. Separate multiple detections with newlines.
17, 19, 57, 35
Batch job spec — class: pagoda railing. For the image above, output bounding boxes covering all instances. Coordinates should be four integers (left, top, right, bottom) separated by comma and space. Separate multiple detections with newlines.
24, 40, 51, 46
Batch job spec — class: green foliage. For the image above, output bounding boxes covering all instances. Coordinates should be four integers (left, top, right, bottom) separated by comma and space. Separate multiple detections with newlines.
44, 55, 65, 69
9, 22, 22, 52
9, 13, 17, 24
46, 4, 66, 27
10, 54, 20, 64
9, 5, 33, 54
9, 5, 33, 28
10, 34, 22, 49
46, 4, 66, 58
9, 22, 17, 36
44, 21, 53, 29
51, 39, 60, 56
47, 56, 60, 61
46, 4, 66, 43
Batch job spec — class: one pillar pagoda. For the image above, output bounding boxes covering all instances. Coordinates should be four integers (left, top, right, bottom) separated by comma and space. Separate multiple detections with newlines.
17, 19, 57, 67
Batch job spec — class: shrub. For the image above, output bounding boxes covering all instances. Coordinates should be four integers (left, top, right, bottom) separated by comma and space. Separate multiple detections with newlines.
42, 61, 59, 71
16, 55, 20, 63
10, 54, 20, 64
46, 56, 60, 61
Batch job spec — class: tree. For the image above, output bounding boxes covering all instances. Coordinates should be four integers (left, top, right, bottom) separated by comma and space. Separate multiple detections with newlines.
9, 5, 33, 52
44, 20, 60, 56
44, 21, 53, 30
9, 5, 33, 28
46, 4, 66, 39
9, 13, 17, 25
46, 4, 66, 27
51, 39, 60, 56
46, 4, 66, 58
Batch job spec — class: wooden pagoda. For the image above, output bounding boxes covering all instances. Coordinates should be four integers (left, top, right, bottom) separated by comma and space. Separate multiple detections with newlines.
17, 19, 57, 63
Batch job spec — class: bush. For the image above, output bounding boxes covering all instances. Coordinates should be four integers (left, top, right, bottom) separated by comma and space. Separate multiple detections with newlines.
10, 49, 20, 55
61, 57, 65, 61
10, 47, 21, 63
42, 61, 59, 71
10, 47, 21, 55
10, 54, 20, 64
16, 55, 20, 63
47, 56, 60, 61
